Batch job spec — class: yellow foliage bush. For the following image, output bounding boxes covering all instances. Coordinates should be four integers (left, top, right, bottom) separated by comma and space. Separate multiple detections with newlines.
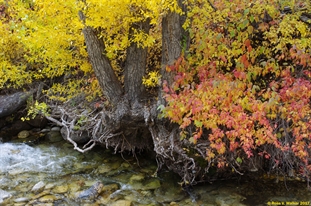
142, 71, 161, 88
43, 78, 102, 102
21, 101, 49, 121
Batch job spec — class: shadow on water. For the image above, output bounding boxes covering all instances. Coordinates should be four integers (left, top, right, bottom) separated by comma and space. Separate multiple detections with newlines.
238, 177, 311, 206
181, 176, 311, 206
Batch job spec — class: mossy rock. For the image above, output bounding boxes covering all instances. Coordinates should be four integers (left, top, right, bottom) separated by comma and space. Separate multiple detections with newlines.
144, 179, 161, 190
18, 130, 30, 139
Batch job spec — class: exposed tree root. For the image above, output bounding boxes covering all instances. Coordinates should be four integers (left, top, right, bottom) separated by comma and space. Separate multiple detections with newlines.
43, 95, 207, 184
43, 95, 310, 186
44, 96, 154, 154
148, 124, 209, 185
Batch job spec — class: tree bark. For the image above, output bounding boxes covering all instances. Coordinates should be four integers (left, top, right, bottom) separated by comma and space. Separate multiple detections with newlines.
159, 0, 187, 105
161, 1, 184, 86
81, 26, 123, 105
124, 21, 150, 104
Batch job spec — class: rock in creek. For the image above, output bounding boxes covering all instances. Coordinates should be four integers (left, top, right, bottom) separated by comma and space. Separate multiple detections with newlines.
38, 194, 58, 203
12, 133, 44, 145
45, 131, 63, 143
77, 181, 104, 200
52, 185, 68, 194
14, 197, 30, 203
17, 130, 30, 139
143, 178, 161, 190
31, 181, 45, 194
110, 200, 132, 206
0, 189, 12, 204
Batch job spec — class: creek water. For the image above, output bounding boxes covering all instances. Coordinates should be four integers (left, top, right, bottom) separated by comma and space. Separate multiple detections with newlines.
0, 138, 311, 206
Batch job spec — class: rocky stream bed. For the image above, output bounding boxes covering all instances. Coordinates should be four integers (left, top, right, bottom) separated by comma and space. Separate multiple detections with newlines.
0, 129, 311, 206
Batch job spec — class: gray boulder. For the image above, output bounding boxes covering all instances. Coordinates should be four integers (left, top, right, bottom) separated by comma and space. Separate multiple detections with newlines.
0, 91, 33, 118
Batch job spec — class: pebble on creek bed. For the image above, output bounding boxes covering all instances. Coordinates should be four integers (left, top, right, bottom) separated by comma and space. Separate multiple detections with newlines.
52, 185, 69, 194
38, 194, 58, 203
31, 181, 45, 194
14, 197, 29, 203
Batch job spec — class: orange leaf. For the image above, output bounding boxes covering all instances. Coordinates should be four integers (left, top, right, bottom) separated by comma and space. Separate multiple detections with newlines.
241, 54, 249, 68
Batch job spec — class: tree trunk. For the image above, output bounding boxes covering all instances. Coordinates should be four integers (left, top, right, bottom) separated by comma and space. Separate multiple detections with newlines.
124, 20, 150, 104
81, 26, 123, 105
161, 1, 184, 87
159, 0, 187, 105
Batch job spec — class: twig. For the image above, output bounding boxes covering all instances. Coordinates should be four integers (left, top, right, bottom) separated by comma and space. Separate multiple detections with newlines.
207, 0, 216, 11
230, 163, 244, 175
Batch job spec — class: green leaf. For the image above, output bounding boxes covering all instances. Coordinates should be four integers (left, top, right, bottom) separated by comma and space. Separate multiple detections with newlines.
244, 8, 250, 16
230, 30, 236, 38
241, 19, 249, 30
194, 120, 203, 128
216, 33, 222, 40
236, 157, 243, 164
249, 15, 255, 23
157, 104, 165, 111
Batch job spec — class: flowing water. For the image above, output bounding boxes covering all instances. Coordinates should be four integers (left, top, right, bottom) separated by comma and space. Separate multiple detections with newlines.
0, 136, 311, 206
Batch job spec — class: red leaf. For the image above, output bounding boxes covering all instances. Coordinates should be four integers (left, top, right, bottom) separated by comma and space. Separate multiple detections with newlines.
241, 54, 249, 68
244, 39, 252, 52
233, 69, 246, 79
220, 55, 227, 63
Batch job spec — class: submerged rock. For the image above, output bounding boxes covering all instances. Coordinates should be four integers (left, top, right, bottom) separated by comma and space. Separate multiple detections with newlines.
144, 178, 161, 190
38, 194, 58, 203
8, 168, 24, 176
96, 164, 113, 174
52, 185, 68, 194
129, 174, 145, 183
12, 133, 43, 145
110, 199, 132, 206
45, 131, 63, 143
77, 181, 104, 200
101, 183, 119, 195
